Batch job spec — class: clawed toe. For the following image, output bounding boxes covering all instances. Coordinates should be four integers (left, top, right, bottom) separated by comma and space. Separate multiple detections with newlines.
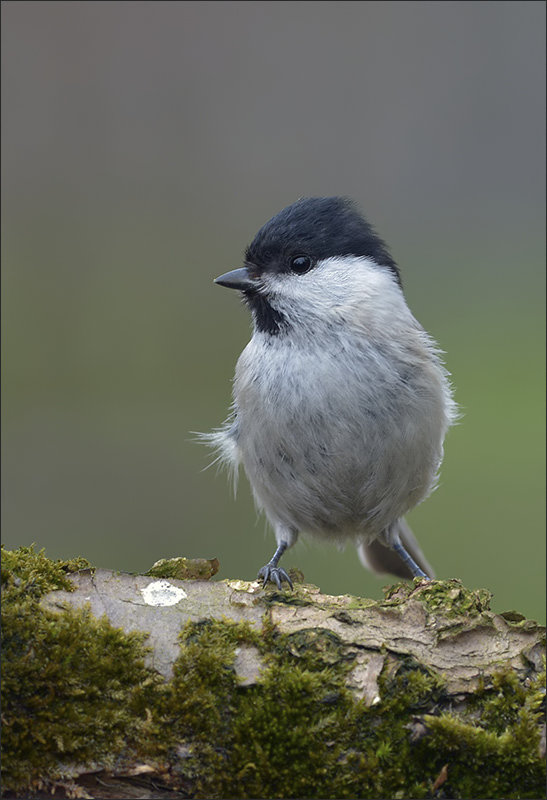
257, 564, 294, 590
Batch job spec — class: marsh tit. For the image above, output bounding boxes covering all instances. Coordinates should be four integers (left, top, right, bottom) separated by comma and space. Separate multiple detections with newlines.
208, 197, 457, 589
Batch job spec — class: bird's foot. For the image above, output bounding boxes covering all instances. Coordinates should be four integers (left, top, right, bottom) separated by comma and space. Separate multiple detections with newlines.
258, 563, 293, 590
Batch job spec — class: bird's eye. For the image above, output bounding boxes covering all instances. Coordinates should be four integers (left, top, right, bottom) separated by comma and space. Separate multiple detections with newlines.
289, 255, 313, 274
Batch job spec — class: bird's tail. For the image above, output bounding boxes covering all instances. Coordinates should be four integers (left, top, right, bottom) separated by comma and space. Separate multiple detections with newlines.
357, 518, 435, 580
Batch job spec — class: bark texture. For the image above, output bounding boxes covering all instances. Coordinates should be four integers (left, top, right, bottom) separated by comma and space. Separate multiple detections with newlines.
2, 548, 545, 800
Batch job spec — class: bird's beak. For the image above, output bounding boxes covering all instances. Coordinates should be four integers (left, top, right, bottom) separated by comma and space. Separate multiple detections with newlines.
214, 267, 256, 291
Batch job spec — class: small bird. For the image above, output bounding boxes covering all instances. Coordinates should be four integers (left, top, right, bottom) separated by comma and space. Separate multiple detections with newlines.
208, 197, 457, 589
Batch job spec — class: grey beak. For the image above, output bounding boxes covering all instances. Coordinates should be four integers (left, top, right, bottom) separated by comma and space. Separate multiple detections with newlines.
214, 267, 256, 291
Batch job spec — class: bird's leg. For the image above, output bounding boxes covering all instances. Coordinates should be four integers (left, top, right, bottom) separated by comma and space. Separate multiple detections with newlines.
392, 542, 430, 579
258, 541, 293, 590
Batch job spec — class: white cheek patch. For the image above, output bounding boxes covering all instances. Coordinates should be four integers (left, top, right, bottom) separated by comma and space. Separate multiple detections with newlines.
263, 255, 400, 313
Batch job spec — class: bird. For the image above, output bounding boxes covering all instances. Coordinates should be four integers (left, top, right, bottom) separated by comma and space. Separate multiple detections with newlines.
206, 197, 457, 589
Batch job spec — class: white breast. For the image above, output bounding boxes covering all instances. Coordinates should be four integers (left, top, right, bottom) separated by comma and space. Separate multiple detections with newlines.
227, 256, 456, 542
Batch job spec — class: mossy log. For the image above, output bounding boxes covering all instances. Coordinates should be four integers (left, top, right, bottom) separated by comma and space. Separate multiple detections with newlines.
1, 547, 545, 799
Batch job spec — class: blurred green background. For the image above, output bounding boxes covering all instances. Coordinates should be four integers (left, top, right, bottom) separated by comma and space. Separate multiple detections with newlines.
2, 2, 545, 622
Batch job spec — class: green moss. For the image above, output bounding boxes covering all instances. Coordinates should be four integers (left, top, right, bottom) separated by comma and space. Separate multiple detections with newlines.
411, 665, 546, 799
159, 619, 545, 800
418, 670, 546, 799
342, 597, 378, 610
1, 543, 92, 598
1, 546, 161, 793
162, 618, 358, 799
2, 548, 545, 799
146, 556, 219, 580
383, 577, 493, 616
499, 609, 541, 631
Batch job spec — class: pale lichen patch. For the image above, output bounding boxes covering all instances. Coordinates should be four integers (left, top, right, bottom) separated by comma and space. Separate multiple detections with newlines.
140, 580, 187, 607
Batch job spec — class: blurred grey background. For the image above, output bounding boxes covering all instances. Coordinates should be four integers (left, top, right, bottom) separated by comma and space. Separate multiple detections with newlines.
2, 1, 545, 621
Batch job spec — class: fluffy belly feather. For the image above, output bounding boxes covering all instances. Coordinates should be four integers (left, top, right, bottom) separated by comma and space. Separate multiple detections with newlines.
234, 336, 446, 539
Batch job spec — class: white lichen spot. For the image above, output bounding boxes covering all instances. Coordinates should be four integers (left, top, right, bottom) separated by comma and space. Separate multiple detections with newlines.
140, 580, 187, 606
226, 579, 261, 593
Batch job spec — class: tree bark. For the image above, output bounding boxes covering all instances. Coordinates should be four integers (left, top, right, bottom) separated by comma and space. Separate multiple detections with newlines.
3, 552, 545, 799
